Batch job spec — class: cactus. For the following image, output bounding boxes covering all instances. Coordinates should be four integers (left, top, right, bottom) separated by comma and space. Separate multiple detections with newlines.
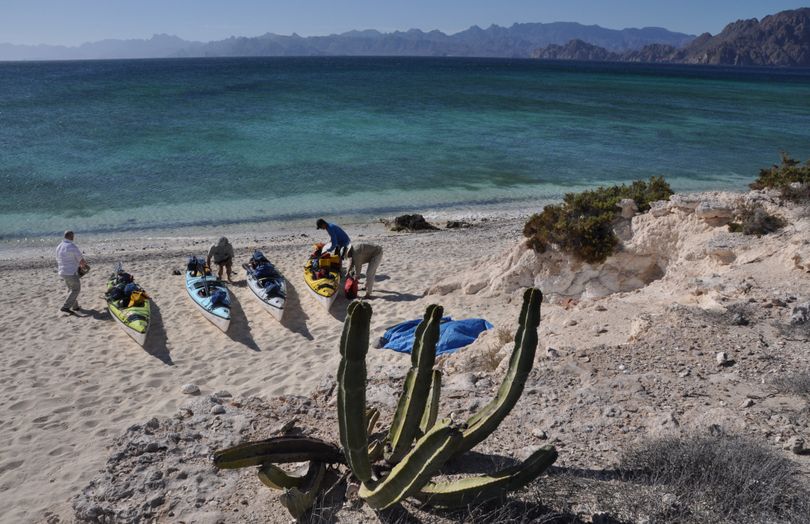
419, 370, 442, 435
258, 463, 309, 490
359, 420, 463, 510
384, 305, 443, 463
278, 461, 326, 519
337, 301, 373, 483
457, 287, 543, 455
213, 435, 343, 469
213, 288, 554, 519
414, 445, 558, 508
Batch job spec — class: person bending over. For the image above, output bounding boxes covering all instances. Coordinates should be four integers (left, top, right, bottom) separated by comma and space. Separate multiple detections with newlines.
348, 243, 383, 298
207, 236, 235, 282
56, 230, 88, 313
316, 219, 351, 258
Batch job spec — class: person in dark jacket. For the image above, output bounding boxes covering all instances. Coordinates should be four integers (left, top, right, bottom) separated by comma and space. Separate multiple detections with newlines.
316, 219, 351, 258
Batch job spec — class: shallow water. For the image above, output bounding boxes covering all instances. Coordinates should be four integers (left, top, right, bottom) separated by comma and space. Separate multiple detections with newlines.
2, 57, 809, 239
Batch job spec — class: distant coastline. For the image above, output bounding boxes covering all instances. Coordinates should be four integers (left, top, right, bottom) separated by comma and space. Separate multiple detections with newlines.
2, 8, 809, 67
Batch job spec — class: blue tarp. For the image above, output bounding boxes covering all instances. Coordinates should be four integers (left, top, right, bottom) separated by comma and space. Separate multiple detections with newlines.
380, 316, 493, 356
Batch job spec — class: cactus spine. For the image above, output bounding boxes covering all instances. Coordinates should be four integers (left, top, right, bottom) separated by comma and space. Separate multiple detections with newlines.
385, 304, 443, 463
337, 301, 373, 483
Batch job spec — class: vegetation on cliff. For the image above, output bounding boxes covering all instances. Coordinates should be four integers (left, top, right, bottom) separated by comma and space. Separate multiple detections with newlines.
750, 153, 810, 202
523, 177, 673, 264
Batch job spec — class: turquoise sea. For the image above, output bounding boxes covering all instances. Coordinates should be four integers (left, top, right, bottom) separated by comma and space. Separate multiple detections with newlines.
2, 57, 809, 240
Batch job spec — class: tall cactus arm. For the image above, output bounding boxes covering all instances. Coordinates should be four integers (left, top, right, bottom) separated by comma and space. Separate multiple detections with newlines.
337, 301, 374, 483
386, 304, 444, 463
457, 288, 542, 455
213, 436, 344, 469
419, 370, 442, 435
278, 461, 327, 520
360, 420, 463, 510
413, 445, 557, 508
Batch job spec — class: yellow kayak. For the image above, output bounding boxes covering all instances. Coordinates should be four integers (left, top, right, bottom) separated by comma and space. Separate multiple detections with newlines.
303, 249, 341, 310
105, 266, 151, 346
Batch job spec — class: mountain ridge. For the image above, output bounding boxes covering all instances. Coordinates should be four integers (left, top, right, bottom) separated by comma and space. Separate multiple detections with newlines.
532, 8, 810, 67
0, 22, 693, 61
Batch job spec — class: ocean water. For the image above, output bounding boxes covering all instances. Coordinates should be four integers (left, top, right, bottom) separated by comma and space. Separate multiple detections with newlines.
2, 57, 809, 240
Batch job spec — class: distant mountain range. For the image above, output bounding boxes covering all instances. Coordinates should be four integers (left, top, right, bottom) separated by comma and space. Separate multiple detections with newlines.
0, 22, 693, 61
533, 8, 810, 67
2, 9, 807, 67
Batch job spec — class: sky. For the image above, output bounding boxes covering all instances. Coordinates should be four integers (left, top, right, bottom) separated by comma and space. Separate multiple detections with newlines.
1, 0, 807, 46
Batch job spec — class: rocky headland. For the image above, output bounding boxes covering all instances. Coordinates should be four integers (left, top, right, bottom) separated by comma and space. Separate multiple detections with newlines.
533, 8, 810, 67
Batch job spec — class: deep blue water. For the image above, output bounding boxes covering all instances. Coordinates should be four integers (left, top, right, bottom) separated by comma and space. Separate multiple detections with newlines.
2, 57, 809, 239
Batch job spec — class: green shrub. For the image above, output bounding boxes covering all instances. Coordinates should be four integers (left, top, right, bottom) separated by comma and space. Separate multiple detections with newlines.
727, 203, 786, 236
523, 177, 673, 264
750, 153, 810, 201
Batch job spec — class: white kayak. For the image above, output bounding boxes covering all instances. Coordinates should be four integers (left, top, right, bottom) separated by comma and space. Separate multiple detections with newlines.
244, 262, 286, 322
185, 263, 231, 332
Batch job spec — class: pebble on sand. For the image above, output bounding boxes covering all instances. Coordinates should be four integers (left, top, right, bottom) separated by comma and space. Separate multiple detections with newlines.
181, 384, 200, 395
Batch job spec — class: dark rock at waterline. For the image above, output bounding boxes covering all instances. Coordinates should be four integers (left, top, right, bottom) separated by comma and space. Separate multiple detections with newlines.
383, 214, 439, 232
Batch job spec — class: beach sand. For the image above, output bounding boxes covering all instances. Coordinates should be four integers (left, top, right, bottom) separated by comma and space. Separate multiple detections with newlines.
3, 192, 810, 522
0, 216, 524, 523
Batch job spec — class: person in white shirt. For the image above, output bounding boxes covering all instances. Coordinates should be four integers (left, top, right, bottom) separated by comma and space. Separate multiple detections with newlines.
55, 230, 88, 313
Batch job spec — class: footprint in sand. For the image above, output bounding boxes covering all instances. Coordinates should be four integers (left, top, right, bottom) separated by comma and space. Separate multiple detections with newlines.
8, 400, 33, 411
0, 460, 24, 475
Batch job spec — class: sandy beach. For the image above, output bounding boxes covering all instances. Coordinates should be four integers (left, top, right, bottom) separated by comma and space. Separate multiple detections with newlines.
0, 214, 527, 523
2, 189, 810, 522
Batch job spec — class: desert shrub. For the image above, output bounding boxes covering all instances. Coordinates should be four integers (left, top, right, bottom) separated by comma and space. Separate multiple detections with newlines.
523, 177, 673, 264
773, 370, 810, 401
750, 153, 810, 202
727, 203, 786, 235
619, 434, 808, 523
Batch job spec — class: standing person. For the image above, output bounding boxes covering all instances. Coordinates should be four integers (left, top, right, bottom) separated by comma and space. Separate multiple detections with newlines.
347, 243, 383, 298
207, 237, 235, 282
316, 219, 351, 258
56, 230, 88, 313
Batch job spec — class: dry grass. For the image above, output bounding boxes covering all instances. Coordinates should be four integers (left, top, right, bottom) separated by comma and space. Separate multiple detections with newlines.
728, 203, 786, 236
773, 370, 810, 401
616, 434, 809, 523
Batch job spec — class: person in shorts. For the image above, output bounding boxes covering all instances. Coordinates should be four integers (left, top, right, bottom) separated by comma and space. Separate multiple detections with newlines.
207, 237, 235, 282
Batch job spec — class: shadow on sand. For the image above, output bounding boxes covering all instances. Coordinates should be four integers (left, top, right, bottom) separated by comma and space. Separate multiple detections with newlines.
142, 301, 173, 365
373, 288, 422, 303
280, 281, 314, 340
330, 297, 348, 322
80, 307, 112, 321
226, 293, 261, 351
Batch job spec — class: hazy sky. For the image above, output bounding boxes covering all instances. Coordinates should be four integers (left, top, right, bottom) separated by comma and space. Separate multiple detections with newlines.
1, 0, 806, 46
